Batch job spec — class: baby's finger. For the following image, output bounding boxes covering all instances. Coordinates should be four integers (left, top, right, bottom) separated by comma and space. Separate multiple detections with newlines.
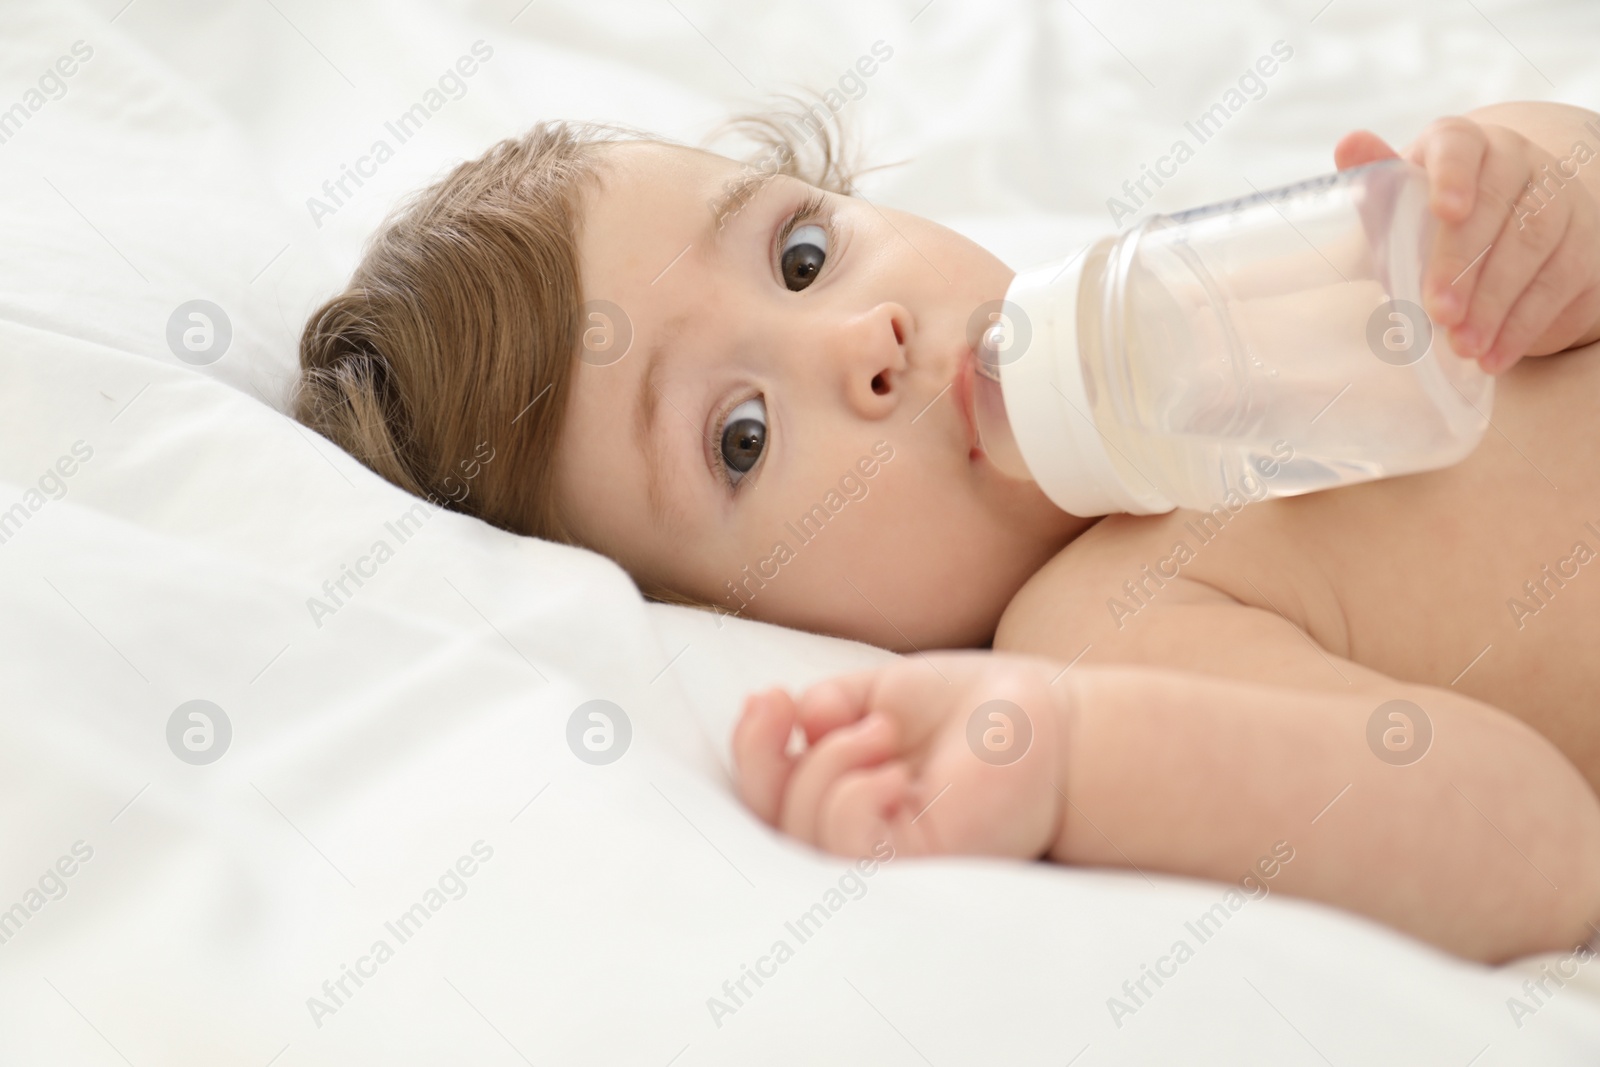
1415, 116, 1487, 223
1451, 189, 1567, 363
816, 760, 913, 859
795, 656, 962, 748
1333, 129, 1400, 171
780, 712, 898, 846
1426, 144, 1526, 328
1481, 222, 1591, 372
794, 672, 877, 745
731, 688, 799, 826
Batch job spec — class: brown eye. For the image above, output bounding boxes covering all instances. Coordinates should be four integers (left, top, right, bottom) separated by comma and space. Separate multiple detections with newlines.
780, 224, 828, 291
718, 397, 766, 485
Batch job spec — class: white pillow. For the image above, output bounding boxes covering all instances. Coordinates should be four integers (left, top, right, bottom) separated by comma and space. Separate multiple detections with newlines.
4, 1, 1600, 1063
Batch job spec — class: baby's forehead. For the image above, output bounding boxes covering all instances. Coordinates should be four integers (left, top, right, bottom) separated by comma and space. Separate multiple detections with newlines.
579, 141, 786, 267
593, 140, 743, 191
573, 141, 758, 316
579, 143, 725, 255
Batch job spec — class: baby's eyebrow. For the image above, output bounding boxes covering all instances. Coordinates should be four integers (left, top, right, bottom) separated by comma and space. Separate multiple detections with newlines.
709, 169, 779, 241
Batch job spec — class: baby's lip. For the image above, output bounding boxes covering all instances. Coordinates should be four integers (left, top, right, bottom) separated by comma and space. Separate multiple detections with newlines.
950, 346, 981, 459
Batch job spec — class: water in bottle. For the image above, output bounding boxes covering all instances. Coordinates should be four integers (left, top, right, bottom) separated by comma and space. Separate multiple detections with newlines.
971, 159, 1494, 517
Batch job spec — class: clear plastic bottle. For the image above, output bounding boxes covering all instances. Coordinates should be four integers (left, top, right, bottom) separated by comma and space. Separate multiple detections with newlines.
971, 159, 1494, 516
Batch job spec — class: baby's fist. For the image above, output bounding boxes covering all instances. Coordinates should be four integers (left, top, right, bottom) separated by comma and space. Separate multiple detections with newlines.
732, 651, 1070, 862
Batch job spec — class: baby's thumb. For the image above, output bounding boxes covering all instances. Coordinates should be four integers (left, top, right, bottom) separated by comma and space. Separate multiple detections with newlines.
1334, 129, 1400, 171
732, 688, 798, 825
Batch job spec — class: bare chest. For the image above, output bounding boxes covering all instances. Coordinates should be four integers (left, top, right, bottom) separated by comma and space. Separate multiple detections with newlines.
999, 347, 1600, 758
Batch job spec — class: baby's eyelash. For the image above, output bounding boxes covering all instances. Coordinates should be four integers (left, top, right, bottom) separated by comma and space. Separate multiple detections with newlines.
773, 191, 832, 267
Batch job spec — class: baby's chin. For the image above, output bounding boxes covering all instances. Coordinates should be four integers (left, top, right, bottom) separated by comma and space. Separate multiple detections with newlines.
979, 464, 1095, 545
732, 551, 1009, 650
873, 533, 1076, 650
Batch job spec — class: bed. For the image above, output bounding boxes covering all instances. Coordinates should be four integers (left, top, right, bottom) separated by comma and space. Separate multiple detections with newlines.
4, 0, 1600, 1062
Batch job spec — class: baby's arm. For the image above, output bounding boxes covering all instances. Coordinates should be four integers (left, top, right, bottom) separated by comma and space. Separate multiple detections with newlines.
734, 641, 1600, 964
1056, 662, 1600, 964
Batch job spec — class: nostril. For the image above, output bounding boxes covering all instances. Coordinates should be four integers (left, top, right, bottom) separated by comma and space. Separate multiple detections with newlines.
892, 318, 904, 345
871, 372, 889, 396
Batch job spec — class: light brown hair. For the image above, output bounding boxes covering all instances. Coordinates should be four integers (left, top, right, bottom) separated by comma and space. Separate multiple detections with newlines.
292, 97, 872, 608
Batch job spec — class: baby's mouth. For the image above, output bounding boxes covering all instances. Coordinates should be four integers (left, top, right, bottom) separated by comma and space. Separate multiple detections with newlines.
950, 345, 982, 460
968, 326, 1032, 482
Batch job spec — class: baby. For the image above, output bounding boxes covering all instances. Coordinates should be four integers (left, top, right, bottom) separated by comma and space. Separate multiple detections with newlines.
293, 97, 1600, 965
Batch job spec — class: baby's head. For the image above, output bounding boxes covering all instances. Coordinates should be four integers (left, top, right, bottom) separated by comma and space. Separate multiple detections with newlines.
293, 101, 1087, 650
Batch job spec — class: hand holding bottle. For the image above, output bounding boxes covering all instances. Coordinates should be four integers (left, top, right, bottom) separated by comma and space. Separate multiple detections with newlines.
1335, 115, 1600, 374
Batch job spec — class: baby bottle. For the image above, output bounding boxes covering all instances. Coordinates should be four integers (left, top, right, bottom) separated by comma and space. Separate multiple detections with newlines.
970, 159, 1494, 516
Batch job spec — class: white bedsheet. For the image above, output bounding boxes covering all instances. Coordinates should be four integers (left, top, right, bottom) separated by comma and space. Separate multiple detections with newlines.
4, 0, 1600, 1062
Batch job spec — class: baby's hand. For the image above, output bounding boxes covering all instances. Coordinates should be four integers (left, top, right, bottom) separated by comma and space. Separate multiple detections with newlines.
1336, 119, 1600, 374
732, 652, 1067, 861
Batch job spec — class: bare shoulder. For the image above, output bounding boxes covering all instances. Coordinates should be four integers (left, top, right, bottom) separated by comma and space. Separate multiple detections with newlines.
994, 512, 1245, 661
993, 506, 1384, 694
998, 511, 1222, 633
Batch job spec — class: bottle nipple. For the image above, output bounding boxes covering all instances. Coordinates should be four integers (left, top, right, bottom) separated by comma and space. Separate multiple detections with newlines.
976, 322, 1006, 383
